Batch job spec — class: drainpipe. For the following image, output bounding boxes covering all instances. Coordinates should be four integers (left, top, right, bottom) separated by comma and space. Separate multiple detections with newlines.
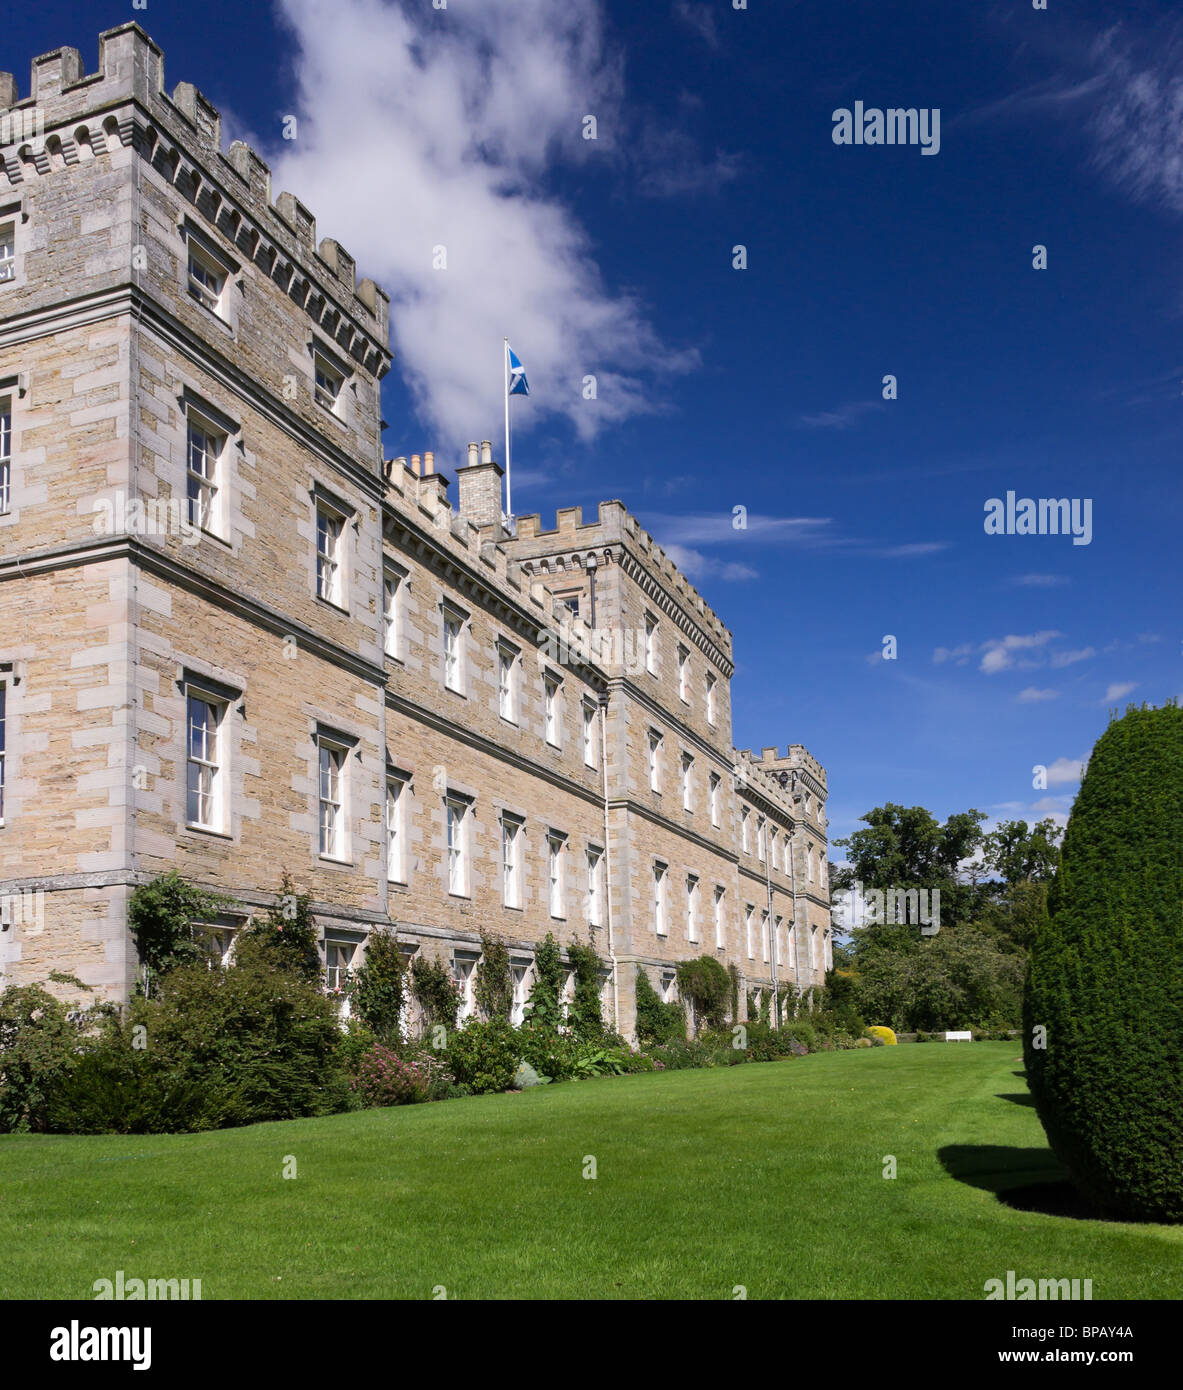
599, 691, 619, 1035
788, 781, 803, 1002
762, 814, 779, 1027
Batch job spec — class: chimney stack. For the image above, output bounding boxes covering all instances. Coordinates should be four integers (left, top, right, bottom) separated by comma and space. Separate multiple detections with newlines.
457, 439, 505, 532
424, 451, 435, 475
410, 454, 421, 476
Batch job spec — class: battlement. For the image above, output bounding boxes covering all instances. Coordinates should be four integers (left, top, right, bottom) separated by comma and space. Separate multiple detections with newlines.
512, 501, 733, 654
0, 24, 390, 363
739, 744, 828, 794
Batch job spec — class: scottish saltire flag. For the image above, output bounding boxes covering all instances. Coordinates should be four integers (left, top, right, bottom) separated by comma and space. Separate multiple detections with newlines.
507, 346, 530, 396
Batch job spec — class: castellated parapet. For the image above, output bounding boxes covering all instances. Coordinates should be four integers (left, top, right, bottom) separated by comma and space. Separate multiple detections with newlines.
0, 25, 391, 376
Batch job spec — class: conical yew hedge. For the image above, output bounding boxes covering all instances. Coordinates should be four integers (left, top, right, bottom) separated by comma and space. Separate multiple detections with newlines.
1024, 703, 1183, 1222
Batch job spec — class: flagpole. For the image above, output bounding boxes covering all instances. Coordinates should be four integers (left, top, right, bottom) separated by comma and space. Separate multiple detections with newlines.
503, 336, 512, 525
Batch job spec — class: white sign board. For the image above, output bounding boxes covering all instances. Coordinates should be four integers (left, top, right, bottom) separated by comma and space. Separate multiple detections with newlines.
945, 1030, 972, 1042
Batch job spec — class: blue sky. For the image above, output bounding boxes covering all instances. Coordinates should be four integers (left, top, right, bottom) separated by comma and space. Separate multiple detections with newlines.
7, 0, 1180, 848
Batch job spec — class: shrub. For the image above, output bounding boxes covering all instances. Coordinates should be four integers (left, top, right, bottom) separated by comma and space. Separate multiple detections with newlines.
517, 1023, 580, 1082
352, 1045, 437, 1107
474, 931, 513, 1022
855, 1037, 873, 1048
411, 955, 461, 1033
134, 956, 347, 1129
634, 967, 685, 1045
0, 984, 87, 1133
234, 874, 323, 987
566, 939, 606, 1041
1024, 703, 1183, 1222
675, 955, 731, 1031
445, 1017, 520, 1095
866, 1025, 897, 1045
127, 872, 230, 995
522, 933, 564, 1031
351, 929, 407, 1043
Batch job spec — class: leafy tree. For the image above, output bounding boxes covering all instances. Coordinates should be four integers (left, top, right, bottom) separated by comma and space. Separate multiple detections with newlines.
981, 818, 1063, 885
675, 955, 731, 1031
410, 955, 461, 1032
566, 939, 605, 1041
1024, 703, 1183, 1222
0, 985, 85, 1133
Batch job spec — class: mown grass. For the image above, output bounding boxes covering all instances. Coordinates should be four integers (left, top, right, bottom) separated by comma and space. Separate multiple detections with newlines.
1, 1042, 1178, 1299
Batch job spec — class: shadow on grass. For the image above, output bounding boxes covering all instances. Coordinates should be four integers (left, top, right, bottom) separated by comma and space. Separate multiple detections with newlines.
996, 1092, 1036, 1107
939, 1145, 1111, 1222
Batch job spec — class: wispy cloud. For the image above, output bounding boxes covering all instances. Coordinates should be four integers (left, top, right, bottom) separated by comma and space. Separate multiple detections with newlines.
798, 400, 885, 431
663, 544, 758, 583
1017, 687, 1059, 703
672, 0, 719, 50
1012, 573, 1071, 588
1050, 646, 1096, 668
1103, 680, 1138, 702
646, 511, 947, 561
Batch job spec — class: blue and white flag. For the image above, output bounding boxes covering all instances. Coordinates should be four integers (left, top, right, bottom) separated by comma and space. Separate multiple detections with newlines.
507, 345, 530, 397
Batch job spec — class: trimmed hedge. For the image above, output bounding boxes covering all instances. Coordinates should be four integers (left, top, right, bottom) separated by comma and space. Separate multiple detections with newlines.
1024, 704, 1183, 1222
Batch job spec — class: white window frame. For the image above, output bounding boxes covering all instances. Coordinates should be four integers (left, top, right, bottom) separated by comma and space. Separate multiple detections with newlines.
654, 861, 668, 936
686, 874, 699, 943
757, 817, 767, 863
386, 775, 407, 884
709, 771, 720, 827
443, 609, 464, 693
187, 232, 229, 316
0, 222, 14, 285
313, 350, 345, 414
648, 730, 662, 793
497, 640, 519, 723
745, 905, 755, 960
511, 962, 532, 1026
547, 831, 567, 919
318, 735, 349, 860
713, 886, 725, 950
807, 846, 815, 883
644, 613, 658, 676
324, 939, 356, 993
677, 644, 690, 703
587, 845, 603, 927
186, 416, 224, 536
582, 700, 597, 768
501, 813, 523, 909
741, 807, 751, 854
383, 568, 404, 659
186, 689, 226, 833
316, 500, 346, 606
544, 672, 562, 748
761, 909, 770, 963
446, 795, 471, 897
455, 954, 478, 1021
706, 671, 717, 725
0, 395, 11, 515
681, 752, 693, 813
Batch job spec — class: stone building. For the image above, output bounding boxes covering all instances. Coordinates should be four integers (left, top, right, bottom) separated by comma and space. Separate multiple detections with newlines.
0, 25, 831, 1038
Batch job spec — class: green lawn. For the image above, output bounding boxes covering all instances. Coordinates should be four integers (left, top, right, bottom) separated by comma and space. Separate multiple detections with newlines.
1, 1042, 1179, 1299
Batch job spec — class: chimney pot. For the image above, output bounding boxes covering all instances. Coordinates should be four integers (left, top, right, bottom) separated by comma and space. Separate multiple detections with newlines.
467, 442, 480, 469
411, 454, 421, 476
424, 451, 434, 475
480, 440, 493, 465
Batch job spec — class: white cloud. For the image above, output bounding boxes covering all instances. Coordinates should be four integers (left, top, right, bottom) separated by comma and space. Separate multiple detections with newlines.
1045, 755, 1087, 787
979, 631, 1062, 674
1017, 687, 1059, 703
1103, 681, 1138, 702
662, 544, 758, 583
798, 400, 884, 430
933, 643, 974, 666
673, 0, 719, 48
269, 0, 703, 447
1013, 573, 1070, 587
1050, 646, 1096, 668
